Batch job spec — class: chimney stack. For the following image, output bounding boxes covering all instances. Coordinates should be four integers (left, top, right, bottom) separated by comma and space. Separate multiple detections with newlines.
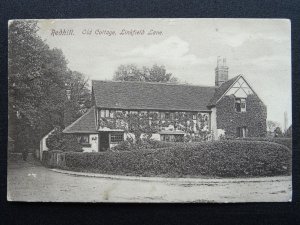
215, 57, 229, 87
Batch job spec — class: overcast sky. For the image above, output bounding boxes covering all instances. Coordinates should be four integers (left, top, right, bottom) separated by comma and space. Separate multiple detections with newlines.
37, 19, 291, 127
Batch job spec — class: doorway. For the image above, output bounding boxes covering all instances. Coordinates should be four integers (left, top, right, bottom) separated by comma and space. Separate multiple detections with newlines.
99, 132, 109, 151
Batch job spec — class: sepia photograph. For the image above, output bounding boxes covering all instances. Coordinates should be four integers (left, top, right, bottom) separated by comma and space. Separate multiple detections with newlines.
7, 18, 292, 202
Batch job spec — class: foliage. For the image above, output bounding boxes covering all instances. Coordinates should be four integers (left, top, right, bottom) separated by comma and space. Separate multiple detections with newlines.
111, 140, 133, 151
46, 128, 83, 152
99, 111, 211, 144
63, 140, 291, 178
113, 64, 178, 83
8, 20, 91, 150
216, 94, 267, 138
274, 127, 283, 137
267, 120, 280, 132
240, 137, 292, 150
111, 139, 174, 151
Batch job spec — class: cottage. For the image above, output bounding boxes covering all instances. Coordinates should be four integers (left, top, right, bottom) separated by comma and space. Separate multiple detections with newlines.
63, 58, 267, 152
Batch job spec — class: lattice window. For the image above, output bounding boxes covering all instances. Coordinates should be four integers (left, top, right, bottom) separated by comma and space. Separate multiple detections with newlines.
78, 134, 89, 144
111, 132, 124, 143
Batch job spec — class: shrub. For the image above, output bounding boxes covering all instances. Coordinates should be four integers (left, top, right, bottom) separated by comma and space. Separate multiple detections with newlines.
64, 140, 291, 178
46, 128, 83, 152
241, 137, 292, 150
111, 139, 175, 151
111, 140, 132, 151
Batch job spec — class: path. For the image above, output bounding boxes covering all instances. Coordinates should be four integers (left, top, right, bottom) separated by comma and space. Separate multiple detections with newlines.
7, 160, 292, 202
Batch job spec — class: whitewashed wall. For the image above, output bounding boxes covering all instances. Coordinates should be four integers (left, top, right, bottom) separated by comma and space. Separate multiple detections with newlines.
39, 130, 54, 161
210, 107, 218, 140
82, 134, 98, 152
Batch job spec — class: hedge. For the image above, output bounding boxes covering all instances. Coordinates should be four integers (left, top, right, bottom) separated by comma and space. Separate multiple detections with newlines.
62, 140, 291, 178
241, 137, 292, 150
111, 139, 175, 151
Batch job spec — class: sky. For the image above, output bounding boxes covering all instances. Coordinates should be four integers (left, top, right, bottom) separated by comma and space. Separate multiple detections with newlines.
37, 19, 291, 128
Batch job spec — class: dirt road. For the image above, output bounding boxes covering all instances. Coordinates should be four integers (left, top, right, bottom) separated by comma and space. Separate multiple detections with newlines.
7, 160, 292, 202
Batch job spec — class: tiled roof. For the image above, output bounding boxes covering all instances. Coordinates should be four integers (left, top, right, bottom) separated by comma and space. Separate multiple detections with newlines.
207, 75, 241, 107
63, 107, 97, 133
92, 80, 216, 112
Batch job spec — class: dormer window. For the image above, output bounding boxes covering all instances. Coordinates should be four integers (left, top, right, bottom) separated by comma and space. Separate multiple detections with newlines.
235, 98, 246, 112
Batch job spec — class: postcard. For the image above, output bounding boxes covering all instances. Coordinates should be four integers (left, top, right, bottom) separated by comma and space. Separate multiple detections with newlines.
7, 18, 292, 202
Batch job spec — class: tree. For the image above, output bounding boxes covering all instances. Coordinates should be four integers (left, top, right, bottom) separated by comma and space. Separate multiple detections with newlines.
63, 70, 91, 126
266, 120, 280, 132
46, 127, 83, 152
113, 64, 178, 83
274, 127, 283, 137
8, 20, 91, 151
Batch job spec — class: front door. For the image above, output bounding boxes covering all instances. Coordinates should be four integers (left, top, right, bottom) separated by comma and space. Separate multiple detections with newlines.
99, 132, 109, 151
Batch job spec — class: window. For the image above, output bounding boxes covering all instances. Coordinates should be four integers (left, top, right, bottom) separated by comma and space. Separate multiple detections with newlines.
236, 127, 248, 138
109, 110, 115, 118
110, 132, 124, 143
130, 111, 138, 115
192, 114, 197, 120
105, 109, 110, 117
160, 112, 165, 120
100, 109, 105, 118
78, 134, 89, 144
235, 98, 246, 112
161, 134, 184, 142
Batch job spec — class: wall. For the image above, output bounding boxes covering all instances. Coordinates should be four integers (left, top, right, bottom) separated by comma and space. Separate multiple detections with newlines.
210, 107, 218, 139
216, 94, 267, 138
39, 129, 54, 161
82, 134, 99, 152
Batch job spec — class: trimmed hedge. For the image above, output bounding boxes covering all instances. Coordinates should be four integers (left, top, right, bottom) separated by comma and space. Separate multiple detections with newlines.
241, 137, 292, 150
111, 139, 175, 151
63, 140, 291, 178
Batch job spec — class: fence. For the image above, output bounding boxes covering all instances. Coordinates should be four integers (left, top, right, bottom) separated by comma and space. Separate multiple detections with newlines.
42, 150, 66, 168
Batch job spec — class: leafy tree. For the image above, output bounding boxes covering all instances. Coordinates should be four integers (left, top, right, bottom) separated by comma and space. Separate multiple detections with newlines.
113, 64, 144, 81
8, 20, 91, 151
46, 128, 83, 152
267, 120, 280, 132
113, 64, 178, 83
274, 127, 283, 137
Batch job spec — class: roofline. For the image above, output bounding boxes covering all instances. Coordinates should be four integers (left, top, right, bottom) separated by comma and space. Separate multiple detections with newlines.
64, 131, 98, 134
92, 79, 216, 89
212, 74, 264, 105
63, 107, 96, 133
240, 75, 264, 104
94, 106, 212, 113
215, 75, 242, 105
